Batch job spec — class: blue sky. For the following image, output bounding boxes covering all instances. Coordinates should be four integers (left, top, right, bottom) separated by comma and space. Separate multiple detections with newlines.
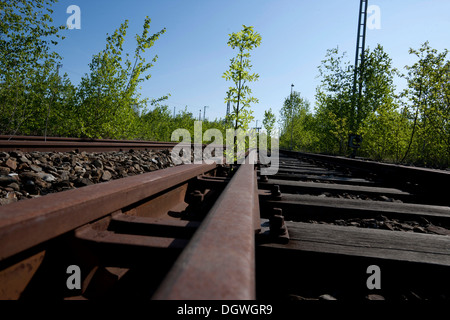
51, 0, 450, 130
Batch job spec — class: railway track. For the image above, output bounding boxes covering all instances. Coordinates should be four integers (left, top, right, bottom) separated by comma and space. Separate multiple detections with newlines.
0, 135, 180, 152
258, 150, 450, 301
1, 143, 450, 301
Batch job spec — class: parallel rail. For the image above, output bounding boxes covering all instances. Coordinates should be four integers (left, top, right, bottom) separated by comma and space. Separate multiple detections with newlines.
0, 144, 258, 299
280, 149, 450, 205
154, 150, 259, 300
1, 142, 450, 300
0, 135, 180, 152
256, 150, 450, 300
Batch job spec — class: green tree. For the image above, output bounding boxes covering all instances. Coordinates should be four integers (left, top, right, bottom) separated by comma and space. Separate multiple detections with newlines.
401, 42, 450, 166
314, 45, 400, 155
359, 103, 410, 161
75, 17, 166, 138
263, 108, 276, 138
139, 105, 173, 141
279, 91, 317, 151
356, 45, 405, 161
43, 72, 79, 137
0, 0, 66, 135
356, 44, 400, 131
279, 91, 311, 150
222, 25, 261, 132
262, 108, 276, 150
314, 47, 353, 153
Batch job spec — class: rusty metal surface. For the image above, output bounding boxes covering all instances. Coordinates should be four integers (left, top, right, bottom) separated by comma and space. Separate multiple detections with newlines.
153, 150, 258, 300
75, 225, 189, 250
0, 135, 176, 144
0, 135, 212, 153
281, 149, 450, 185
0, 250, 45, 299
281, 149, 450, 207
253, 169, 261, 234
0, 162, 217, 261
0, 140, 181, 152
124, 183, 189, 219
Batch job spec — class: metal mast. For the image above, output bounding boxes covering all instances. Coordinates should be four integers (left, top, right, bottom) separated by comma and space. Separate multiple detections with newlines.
203, 106, 209, 121
349, 0, 368, 156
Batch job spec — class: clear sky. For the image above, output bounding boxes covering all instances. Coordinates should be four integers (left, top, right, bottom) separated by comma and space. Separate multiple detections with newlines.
51, 0, 450, 130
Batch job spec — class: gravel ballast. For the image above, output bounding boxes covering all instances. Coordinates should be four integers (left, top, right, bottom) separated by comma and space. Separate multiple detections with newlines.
0, 149, 176, 205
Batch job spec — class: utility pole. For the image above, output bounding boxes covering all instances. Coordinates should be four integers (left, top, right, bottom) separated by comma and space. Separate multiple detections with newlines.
199, 109, 202, 121
289, 83, 294, 150
226, 93, 232, 127
203, 106, 209, 121
252, 120, 262, 149
253, 120, 262, 134
57, 63, 62, 77
173, 107, 176, 118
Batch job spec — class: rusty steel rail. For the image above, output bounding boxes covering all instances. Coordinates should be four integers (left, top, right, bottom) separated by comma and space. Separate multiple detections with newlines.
0, 135, 218, 154
0, 162, 217, 261
0, 140, 180, 152
280, 149, 450, 184
256, 151, 450, 300
0, 135, 224, 154
280, 149, 450, 205
153, 150, 259, 300
5, 147, 450, 300
0, 135, 172, 144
